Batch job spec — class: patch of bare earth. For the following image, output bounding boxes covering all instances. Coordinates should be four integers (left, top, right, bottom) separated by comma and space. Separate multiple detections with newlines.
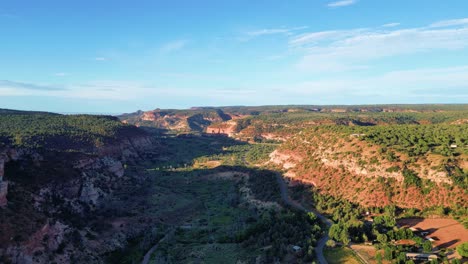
397, 218, 468, 259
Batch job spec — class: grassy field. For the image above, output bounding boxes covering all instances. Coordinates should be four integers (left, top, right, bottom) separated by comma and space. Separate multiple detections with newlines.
350, 245, 392, 264
324, 247, 364, 264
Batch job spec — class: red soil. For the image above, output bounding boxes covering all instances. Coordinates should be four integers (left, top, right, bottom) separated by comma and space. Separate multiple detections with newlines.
397, 218, 468, 249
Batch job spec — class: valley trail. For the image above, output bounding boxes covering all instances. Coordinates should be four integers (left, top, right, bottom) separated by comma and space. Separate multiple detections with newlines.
275, 172, 333, 264
141, 229, 175, 264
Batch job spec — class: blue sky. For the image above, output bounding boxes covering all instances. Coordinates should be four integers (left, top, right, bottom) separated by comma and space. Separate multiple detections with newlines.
1, 0, 468, 113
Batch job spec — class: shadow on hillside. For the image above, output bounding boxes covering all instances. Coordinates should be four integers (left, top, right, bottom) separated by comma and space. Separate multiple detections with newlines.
149, 131, 248, 167
437, 239, 459, 249
105, 163, 320, 264
104, 163, 286, 223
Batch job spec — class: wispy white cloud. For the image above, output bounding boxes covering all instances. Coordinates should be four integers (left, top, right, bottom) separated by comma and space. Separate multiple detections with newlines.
0, 80, 66, 91
246, 26, 307, 37
327, 0, 357, 8
0, 13, 18, 19
429, 18, 468, 28
0, 79, 233, 101
2, 64, 467, 105
160, 39, 188, 53
157, 72, 231, 81
382, 22, 400, 28
288, 66, 468, 95
54, 72, 69, 77
0, 80, 157, 100
264, 54, 285, 61
243, 66, 468, 105
94, 57, 108, 61
289, 29, 367, 47
289, 18, 468, 72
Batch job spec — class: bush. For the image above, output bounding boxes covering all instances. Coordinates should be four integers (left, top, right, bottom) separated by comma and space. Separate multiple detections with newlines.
456, 242, 468, 257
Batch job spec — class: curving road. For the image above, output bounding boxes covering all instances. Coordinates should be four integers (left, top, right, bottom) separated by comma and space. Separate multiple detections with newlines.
141, 229, 174, 264
275, 173, 332, 264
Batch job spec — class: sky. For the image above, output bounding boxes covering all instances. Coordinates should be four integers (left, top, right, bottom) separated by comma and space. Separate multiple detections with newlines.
1, 0, 468, 113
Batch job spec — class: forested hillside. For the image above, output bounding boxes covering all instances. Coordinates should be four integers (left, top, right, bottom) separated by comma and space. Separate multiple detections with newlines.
0, 110, 146, 151
272, 123, 467, 214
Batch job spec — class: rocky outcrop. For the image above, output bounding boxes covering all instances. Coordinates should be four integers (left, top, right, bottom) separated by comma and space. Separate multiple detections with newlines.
98, 135, 154, 160
5, 220, 70, 264
269, 150, 302, 170
206, 120, 238, 136
0, 133, 156, 263
0, 148, 34, 207
0, 179, 7, 207
271, 134, 468, 209
0, 155, 6, 207
120, 109, 232, 132
0, 133, 151, 209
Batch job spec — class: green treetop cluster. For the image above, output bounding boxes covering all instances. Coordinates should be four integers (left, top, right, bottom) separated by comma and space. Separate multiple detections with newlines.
0, 111, 143, 151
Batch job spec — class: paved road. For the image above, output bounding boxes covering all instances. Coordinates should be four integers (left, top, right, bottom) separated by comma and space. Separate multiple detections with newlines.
275, 173, 332, 264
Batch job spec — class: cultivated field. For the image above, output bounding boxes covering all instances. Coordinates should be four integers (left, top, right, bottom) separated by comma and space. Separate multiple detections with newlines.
350, 245, 391, 264
324, 247, 363, 264
397, 218, 468, 249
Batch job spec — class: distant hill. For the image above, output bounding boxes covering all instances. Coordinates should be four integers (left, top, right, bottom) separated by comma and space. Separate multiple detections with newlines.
119, 104, 468, 135
0, 108, 58, 115
0, 110, 147, 152
119, 108, 232, 132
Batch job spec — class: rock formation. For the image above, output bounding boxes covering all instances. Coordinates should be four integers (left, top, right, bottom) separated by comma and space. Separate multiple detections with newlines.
0, 132, 156, 263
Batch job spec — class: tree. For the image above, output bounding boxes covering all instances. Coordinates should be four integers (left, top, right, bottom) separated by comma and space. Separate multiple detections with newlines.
341, 234, 350, 245
377, 234, 388, 244
405, 228, 414, 239
338, 226, 350, 245
326, 239, 336, 248
384, 246, 393, 261
363, 233, 369, 242
376, 252, 383, 264
397, 252, 407, 263
328, 224, 342, 241
305, 245, 315, 260
456, 242, 468, 257
423, 240, 432, 253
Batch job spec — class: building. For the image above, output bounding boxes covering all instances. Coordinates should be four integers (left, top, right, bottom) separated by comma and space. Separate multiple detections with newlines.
292, 245, 302, 253
350, 133, 366, 138
405, 253, 438, 261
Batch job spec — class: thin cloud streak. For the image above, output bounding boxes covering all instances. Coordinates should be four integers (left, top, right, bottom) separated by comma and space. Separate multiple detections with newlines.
246, 26, 308, 37
289, 29, 367, 47
2, 66, 467, 103
289, 18, 468, 72
429, 18, 468, 28
0, 80, 66, 91
160, 39, 188, 53
0, 13, 18, 19
54, 73, 69, 77
327, 0, 357, 8
262, 66, 468, 102
94, 57, 108, 61
382, 22, 400, 27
